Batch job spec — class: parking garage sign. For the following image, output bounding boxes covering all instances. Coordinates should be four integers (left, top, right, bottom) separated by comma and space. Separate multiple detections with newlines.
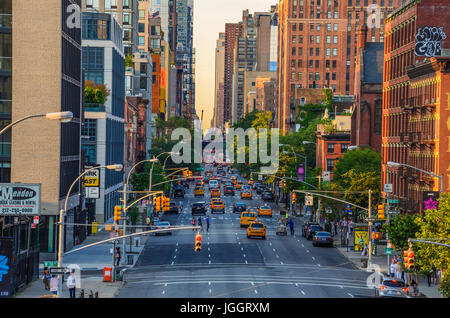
0, 184, 41, 215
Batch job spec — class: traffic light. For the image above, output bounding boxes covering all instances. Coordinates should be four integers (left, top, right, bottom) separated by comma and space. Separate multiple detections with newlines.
162, 197, 170, 211
114, 205, 122, 222
292, 193, 297, 204
195, 233, 202, 252
403, 250, 409, 269
155, 196, 161, 212
406, 248, 415, 270
377, 204, 385, 220
183, 170, 188, 178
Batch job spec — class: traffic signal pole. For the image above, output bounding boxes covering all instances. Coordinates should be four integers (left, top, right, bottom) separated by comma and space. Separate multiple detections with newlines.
386, 172, 391, 272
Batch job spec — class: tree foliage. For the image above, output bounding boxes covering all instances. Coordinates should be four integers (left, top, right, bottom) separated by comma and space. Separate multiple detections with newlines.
414, 193, 450, 297
125, 54, 133, 68
333, 148, 381, 188
381, 214, 420, 251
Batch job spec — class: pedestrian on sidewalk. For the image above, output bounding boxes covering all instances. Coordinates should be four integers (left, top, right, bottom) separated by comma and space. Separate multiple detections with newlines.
411, 279, 418, 296
67, 270, 77, 298
426, 269, 432, 287
115, 247, 121, 266
288, 219, 294, 236
390, 260, 396, 278
191, 217, 196, 231
50, 275, 58, 295
431, 264, 437, 285
206, 215, 210, 232
43, 267, 51, 290
395, 261, 402, 280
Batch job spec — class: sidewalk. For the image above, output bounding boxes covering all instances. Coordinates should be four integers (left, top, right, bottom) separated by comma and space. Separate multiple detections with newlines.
14, 276, 123, 298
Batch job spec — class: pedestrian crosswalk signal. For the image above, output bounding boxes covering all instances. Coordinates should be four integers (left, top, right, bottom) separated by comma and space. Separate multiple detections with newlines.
195, 234, 202, 252
114, 206, 122, 222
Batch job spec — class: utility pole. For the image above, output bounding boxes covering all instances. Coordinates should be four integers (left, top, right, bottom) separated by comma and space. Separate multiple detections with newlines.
368, 189, 372, 267
386, 172, 391, 272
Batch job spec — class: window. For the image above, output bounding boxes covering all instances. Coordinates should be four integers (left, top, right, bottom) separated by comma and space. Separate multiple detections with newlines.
310, 23, 314, 31
291, 60, 296, 67
365, 0, 368, 6
123, 13, 130, 25
327, 23, 331, 31
341, 144, 349, 153
299, 36, 303, 43
310, 35, 314, 44
298, 47, 303, 55
332, 60, 337, 68
334, 11, 338, 19
327, 36, 331, 44
123, 0, 130, 8
310, 48, 314, 56
139, 36, 145, 46
82, 144, 96, 164
81, 119, 97, 141
316, 48, 320, 56
315, 60, 319, 67
327, 11, 332, 19
333, 48, 337, 56
316, 24, 320, 31
298, 72, 302, 80
309, 72, 313, 80
298, 59, 303, 67
326, 60, 330, 68
333, 36, 338, 44
291, 72, 296, 80
371, 36, 376, 42
326, 48, 331, 56
292, 36, 296, 43
292, 47, 296, 55
309, 60, 313, 68
299, 23, 304, 31
293, 24, 297, 31
138, 23, 145, 33
316, 36, 320, 44
326, 159, 335, 171
332, 72, 336, 80
327, 143, 335, 153
139, 10, 145, 20
315, 72, 319, 80
334, 23, 338, 31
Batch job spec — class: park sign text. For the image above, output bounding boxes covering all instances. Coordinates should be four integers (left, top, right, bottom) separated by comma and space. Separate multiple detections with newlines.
0, 184, 41, 216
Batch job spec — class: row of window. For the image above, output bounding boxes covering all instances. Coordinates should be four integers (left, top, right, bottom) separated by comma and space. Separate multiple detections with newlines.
291, 71, 338, 81
291, 46, 339, 57
291, 59, 338, 68
292, 22, 339, 32
86, 0, 132, 9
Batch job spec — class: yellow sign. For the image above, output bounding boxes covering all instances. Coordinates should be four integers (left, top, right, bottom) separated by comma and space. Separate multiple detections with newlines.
92, 222, 98, 234
354, 229, 369, 252
84, 177, 99, 187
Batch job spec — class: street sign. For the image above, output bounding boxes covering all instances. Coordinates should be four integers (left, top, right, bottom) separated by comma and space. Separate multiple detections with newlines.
389, 199, 399, 204
43, 261, 57, 267
49, 267, 68, 275
83, 169, 100, 187
33, 216, 39, 224
384, 184, 393, 193
85, 187, 100, 199
323, 171, 331, 183
325, 207, 332, 214
384, 248, 394, 255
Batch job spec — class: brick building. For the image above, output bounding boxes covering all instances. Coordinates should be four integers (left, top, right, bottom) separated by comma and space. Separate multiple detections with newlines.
351, 25, 384, 151
276, 0, 402, 134
382, 0, 450, 214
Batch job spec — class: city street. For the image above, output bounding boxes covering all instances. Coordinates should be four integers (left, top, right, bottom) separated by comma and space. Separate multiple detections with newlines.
118, 166, 374, 298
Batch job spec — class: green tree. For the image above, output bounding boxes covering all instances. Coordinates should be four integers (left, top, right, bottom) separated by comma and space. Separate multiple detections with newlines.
339, 170, 381, 209
125, 54, 133, 67
333, 148, 381, 188
414, 194, 450, 296
381, 214, 420, 251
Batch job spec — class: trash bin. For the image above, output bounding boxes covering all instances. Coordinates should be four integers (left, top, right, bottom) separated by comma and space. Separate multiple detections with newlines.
127, 254, 134, 265
116, 269, 123, 281
103, 267, 112, 282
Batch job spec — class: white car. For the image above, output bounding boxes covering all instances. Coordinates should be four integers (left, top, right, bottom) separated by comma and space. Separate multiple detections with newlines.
154, 221, 172, 236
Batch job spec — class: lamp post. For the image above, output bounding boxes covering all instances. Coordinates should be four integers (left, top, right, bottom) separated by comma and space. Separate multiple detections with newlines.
57, 163, 122, 298
0, 111, 73, 136
387, 161, 444, 193
122, 158, 158, 261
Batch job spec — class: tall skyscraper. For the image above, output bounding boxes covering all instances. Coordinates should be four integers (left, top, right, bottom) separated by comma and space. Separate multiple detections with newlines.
213, 33, 226, 129
223, 23, 242, 125
276, 0, 402, 134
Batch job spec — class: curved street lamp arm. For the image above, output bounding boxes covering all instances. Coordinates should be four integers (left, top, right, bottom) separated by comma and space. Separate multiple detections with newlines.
0, 114, 46, 136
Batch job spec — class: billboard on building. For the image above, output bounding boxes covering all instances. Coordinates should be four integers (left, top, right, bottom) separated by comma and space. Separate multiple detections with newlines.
423, 191, 440, 211
0, 237, 13, 298
0, 184, 41, 215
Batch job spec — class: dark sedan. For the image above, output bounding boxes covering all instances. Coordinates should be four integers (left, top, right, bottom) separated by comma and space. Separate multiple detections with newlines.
167, 202, 179, 214
262, 191, 274, 202
174, 186, 185, 198
224, 186, 235, 196
233, 202, 247, 213
192, 202, 207, 216
302, 222, 320, 237
312, 232, 333, 247
306, 225, 323, 240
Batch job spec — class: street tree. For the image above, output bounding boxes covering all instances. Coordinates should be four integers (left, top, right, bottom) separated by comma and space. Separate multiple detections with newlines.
381, 214, 420, 250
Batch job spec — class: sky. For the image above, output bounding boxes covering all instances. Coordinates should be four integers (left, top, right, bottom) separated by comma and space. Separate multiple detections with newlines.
193, 0, 278, 131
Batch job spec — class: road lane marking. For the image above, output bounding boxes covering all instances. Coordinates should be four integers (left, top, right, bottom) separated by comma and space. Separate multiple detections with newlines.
347, 293, 354, 298
243, 254, 246, 257
273, 248, 276, 252
209, 289, 212, 293
162, 290, 165, 295
254, 290, 258, 294
280, 262, 284, 265
300, 290, 306, 295
312, 257, 315, 261
171, 262, 174, 265
245, 260, 248, 264
306, 250, 310, 253
302, 244, 304, 247
209, 260, 211, 264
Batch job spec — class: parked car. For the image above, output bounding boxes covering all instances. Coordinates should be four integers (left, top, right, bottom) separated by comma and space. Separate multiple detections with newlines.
192, 202, 207, 215
376, 279, 410, 298
168, 202, 179, 214
174, 185, 185, 198
154, 221, 172, 236
302, 222, 320, 237
224, 186, 235, 196
262, 191, 274, 202
312, 232, 333, 247
233, 202, 247, 213
306, 225, 323, 240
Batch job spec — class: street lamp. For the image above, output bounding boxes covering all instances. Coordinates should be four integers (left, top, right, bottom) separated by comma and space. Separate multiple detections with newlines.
0, 111, 73, 136
57, 163, 122, 298
387, 161, 444, 193
302, 141, 317, 145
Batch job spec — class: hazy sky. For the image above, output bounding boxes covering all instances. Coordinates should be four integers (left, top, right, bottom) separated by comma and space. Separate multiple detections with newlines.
193, 0, 277, 131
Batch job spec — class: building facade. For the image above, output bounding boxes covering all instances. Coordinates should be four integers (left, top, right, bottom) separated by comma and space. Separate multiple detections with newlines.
213, 32, 225, 129
277, 0, 402, 134
82, 12, 125, 224
83, 0, 139, 56
382, 0, 450, 214
351, 25, 383, 151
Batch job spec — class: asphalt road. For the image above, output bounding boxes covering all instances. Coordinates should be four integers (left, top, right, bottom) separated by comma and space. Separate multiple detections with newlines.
118, 165, 374, 298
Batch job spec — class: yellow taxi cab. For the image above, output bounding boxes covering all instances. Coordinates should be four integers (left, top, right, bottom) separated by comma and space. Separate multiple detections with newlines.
210, 198, 225, 214
241, 191, 252, 199
258, 205, 273, 217
247, 221, 266, 239
236, 181, 244, 190
194, 187, 204, 197
210, 188, 221, 197
240, 211, 257, 228
248, 180, 254, 185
